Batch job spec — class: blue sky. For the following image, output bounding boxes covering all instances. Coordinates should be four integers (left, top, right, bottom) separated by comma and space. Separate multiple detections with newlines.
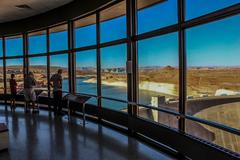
76, 50, 96, 68
1, 0, 240, 68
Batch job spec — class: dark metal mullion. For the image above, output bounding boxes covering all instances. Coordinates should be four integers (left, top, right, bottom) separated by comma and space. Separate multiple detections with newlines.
127, 0, 133, 118
96, 12, 102, 120
74, 45, 97, 52
2, 37, 6, 96
136, 24, 179, 41
99, 38, 127, 48
131, 0, 138, 116
68, 20, 74, 93
183, 3, 240, 29
48, 50, 69, 55
71, 21, 76, 94
47, 29, 51, 98
127, 0, 138, 119
3, 56, 24, 59
178, 0, 186, 132
27, 53, 48, 58
23, 33, 28, 79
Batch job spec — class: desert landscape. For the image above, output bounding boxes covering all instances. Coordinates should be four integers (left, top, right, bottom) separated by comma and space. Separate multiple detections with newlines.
1, 65, 240, 100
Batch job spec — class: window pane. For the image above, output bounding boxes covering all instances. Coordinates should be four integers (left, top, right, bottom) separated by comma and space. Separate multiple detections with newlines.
28, 30, 47, 54
0, 39, 3, 57
0, 60, 4, 93
101, 44, 127, 110
186, 0, 240, 20
50, 24, 68, 52
137, 0, 177, 34
186, 120, 240, 153
100, 1, 126, 43
6, 58, 24, 93
50, 54, 69, 92
29, 56, 48, 93
138, 32, 179, 115
74, 15, 96, 48
186, 15, 240, 130
76, 50, 97, 95
6, 35, 23, 57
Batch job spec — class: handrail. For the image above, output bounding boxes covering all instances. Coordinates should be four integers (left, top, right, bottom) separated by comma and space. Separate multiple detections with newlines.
95, 95, 240, 136
9, 90, 240, 136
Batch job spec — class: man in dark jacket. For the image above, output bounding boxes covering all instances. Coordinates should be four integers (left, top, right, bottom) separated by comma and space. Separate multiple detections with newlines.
50, 69, 63, 116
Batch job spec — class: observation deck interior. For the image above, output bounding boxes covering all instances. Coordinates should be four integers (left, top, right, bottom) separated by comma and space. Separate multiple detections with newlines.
0, 0, 239, 160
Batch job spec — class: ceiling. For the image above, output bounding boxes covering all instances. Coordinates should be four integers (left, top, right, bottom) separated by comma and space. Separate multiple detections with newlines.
0, 0, 73, 23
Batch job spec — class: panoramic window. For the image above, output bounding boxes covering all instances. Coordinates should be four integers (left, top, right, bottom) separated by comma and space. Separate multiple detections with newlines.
186, 0, 240, 20
101, 44, 127, 110
138, 32, 179, 125
5, 35, 23, 57
75, 50, 97, 95
50, 54, 69, 93
50, 24, 68, 52
137, 0, 177, 34
0, 38, 3, 57
0, 60, 4, 94
186, 15, 240, 153
100, 1, 126, 43
74, 15, 96, 48
6, 58, 24, 94
28, 30, 47, 54
138, 33, 179, 107
29, 56, 48, 95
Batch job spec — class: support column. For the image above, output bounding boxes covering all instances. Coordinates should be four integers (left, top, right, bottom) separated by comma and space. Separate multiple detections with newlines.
178, 0, 186, 132
68, 20, 75, 94
96, 12, 102, 120
127, 0, 138, 133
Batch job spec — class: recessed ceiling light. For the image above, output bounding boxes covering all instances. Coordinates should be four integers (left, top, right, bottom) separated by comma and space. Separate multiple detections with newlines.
15, 4, 32, 10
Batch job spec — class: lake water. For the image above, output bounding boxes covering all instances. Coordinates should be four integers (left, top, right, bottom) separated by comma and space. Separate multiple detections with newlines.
62, 78, 162, 110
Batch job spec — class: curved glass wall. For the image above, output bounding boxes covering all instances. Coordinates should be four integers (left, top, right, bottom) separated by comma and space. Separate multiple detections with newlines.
0, 0, 239, 154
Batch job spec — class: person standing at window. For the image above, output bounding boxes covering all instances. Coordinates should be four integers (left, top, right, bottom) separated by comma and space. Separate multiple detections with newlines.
9, 74, 17, 112
50, 69, 63, 116
24, 72, 37, 112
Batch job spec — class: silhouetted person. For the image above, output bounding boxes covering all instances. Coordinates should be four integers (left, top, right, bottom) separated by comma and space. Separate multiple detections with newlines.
50, 69, 63, 116
9, 73, 17, 111
24, 72, 37, 112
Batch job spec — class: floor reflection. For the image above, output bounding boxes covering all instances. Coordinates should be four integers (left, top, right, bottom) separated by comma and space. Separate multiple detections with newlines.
0, 106, 176, 160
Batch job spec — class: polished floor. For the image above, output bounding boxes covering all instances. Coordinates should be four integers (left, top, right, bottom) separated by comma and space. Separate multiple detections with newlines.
0, 106, 176, 160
